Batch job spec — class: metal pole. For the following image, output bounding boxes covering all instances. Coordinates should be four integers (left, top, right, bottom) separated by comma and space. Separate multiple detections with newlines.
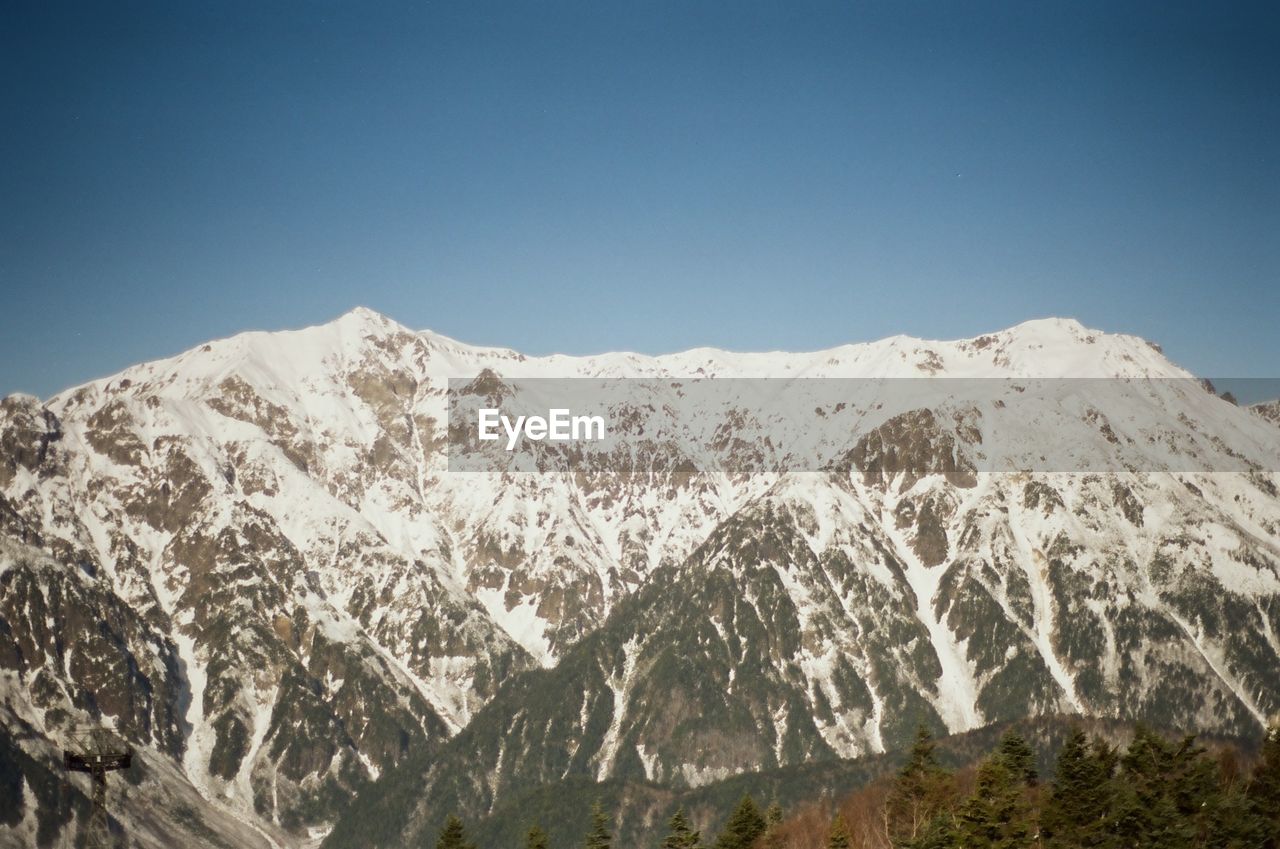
86, 766, 110, 849
64, 738, 131, 849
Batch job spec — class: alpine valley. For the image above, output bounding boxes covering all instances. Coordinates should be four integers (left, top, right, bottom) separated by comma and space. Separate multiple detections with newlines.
1, 309, 1277, 848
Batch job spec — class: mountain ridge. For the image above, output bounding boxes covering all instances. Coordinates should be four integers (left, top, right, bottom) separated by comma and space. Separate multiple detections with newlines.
30, 310, 1188, 410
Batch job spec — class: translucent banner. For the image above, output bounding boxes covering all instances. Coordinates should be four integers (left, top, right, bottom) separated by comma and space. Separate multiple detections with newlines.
445, 377, 1280, 474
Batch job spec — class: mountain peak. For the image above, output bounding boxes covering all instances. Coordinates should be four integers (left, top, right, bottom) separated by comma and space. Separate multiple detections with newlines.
998, 316, 1089, 336
332, 305, 397, 331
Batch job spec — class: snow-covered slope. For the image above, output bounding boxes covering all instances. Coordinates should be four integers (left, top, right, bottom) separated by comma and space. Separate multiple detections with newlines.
1, 309, 1277, 849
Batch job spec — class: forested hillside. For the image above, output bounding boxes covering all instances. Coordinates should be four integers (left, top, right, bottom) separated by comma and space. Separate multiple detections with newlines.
420, 720, 1280, 849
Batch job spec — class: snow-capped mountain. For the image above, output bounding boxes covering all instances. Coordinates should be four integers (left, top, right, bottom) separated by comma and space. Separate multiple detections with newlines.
1, 309, 1277, 849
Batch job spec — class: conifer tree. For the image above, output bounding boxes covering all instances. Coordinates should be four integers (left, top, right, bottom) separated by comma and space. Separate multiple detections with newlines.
1210, 780, 1268, 849
887, 724, 954, 844
436, 815, 477, 849
1091, 735, 1120, 779
905, 817, 958, 849
827, 812, 852, 849
1042, 729, 1116, 849
759, 802, 785, 849
1249, 720, 1280, 848
956, 756, 1032, 849
583, 802, 612, 849
995, 730, 1037, 786
1112, 725, 1209, 849
526, 824, 551, 849
714, 795, 766, 849
1112, 726, 1181, 848
662, 807, 701, 849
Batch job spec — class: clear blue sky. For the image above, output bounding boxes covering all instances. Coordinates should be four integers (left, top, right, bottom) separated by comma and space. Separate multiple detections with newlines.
2, 1, 1277, 398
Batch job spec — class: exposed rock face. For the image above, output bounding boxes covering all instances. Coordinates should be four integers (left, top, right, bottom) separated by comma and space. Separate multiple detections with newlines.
1, 310, 1277, 849
843, 409, 978, 491
0, 396, 62, 491
1253, 399, 1280, 427
0, 539, 184, 758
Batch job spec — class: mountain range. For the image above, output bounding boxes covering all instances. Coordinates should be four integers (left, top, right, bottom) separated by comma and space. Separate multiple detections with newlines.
1, 309, 1277, 848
